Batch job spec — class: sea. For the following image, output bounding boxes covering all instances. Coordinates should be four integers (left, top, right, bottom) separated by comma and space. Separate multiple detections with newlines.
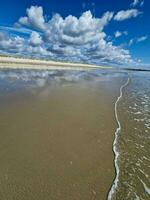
109, 71, 150, 200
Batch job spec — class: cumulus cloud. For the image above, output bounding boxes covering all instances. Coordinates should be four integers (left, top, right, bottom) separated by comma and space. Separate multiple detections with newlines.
29, 31, 43, 46
19, 6, 45, 31
115, 31, 128, 38
44, 11, 113, 45
27, 46, 51, 56
0, 6, 135, 66
0, 32, 25, 53
0, 31, 50, 57
114, 9, 142, 21
41, 10, 132, 65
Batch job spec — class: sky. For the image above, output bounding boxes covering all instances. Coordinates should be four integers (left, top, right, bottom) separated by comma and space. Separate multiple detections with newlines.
0, 0, 149, 67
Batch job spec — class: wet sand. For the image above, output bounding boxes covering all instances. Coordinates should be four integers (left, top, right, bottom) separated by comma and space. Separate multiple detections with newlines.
0, 70, 126, 200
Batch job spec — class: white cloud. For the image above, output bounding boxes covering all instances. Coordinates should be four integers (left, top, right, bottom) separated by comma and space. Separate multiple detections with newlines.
29, 31, 43, 46
140, 0, 144, 6
86, 41, 132, 65
131, 0, 140, 7
0, 26, 32, 35
129, 35, 148, 46
129, 39, 134, 46
44, 11, 113, 46
0, 32, 25, 53
27, 46, 51, 56
131, 0, 144, 7
0, 6, 135, 66
19, 6, 45, 31
42, 10, 132, 65
137, 35, 148, 42
115, 31, 128, 38
115, 31, 122, 38
0, 31, 50, 57
114, 9, 142, 21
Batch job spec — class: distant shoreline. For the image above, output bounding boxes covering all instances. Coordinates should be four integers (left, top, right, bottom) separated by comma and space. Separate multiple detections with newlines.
0, 56, 112, 70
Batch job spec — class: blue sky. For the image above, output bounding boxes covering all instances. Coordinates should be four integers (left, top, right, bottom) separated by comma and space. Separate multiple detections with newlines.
0, 0, 149, 67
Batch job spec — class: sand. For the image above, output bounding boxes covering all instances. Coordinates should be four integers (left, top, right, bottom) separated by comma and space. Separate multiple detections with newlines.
0, 70, 126, 200
0, 56, 112, 70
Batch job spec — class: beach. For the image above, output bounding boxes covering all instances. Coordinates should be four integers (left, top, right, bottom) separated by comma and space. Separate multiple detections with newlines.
0, 0, 149, 198
0, 69, 149, 199
0, 69, 126, 200
0, 56, 112, 70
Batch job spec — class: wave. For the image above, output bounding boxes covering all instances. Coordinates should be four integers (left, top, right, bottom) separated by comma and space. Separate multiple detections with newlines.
107, 76, 130, 200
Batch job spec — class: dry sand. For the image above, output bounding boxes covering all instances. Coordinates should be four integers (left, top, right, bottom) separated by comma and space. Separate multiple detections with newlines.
0, 56, 112, 70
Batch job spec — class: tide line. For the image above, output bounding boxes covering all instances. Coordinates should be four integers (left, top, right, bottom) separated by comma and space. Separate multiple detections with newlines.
107, 75, 130, 200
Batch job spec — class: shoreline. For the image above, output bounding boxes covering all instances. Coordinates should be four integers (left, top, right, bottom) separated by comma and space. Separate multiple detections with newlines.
107, 76, 130, 200
0, 56, 112, 70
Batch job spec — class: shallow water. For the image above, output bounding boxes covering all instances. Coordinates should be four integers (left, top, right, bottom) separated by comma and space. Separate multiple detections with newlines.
0, 69, 126, 200
111, 72, 150, 200
0, 69, 149, 200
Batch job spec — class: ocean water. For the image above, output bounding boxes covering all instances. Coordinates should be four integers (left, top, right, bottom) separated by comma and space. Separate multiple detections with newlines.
109, 72, 150, 200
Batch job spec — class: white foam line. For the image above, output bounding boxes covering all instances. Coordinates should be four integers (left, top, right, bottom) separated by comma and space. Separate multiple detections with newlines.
107, 76, 130, 200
